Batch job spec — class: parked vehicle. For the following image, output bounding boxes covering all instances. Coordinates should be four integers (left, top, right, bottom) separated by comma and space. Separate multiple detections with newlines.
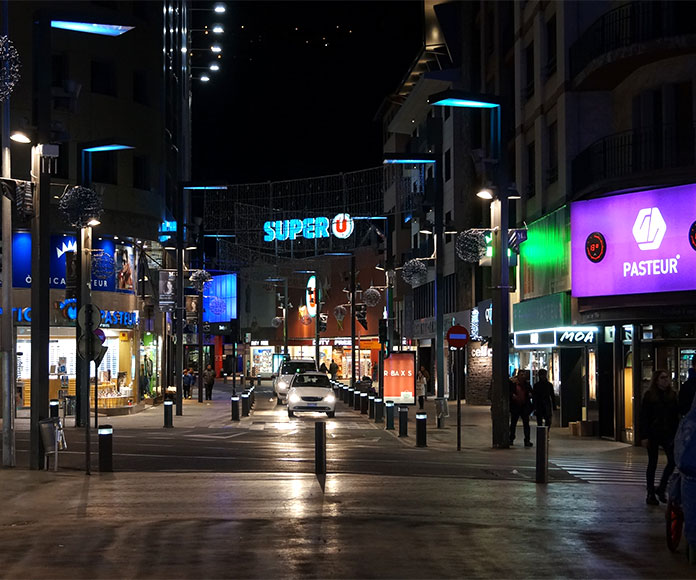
273, 358, 317, 403
287, 371, 336, 418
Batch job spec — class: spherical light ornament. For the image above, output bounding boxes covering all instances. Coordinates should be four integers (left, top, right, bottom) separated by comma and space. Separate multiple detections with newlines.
190, 269, 213, 291
271, 316, 284, 328
209, 296, 226, 316
363, 287, 381, 308
0, 36, 21, 102
401, 259, 428, 286
456, 230, 487, 262
58, 185, 103, 228
333, 305, 347, 322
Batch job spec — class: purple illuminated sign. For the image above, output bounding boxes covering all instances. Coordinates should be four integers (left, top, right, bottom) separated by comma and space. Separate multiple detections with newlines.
571, 184, 696, 297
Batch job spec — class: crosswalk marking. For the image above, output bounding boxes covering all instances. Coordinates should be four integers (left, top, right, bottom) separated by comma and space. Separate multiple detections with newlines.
552, 458, 647, 485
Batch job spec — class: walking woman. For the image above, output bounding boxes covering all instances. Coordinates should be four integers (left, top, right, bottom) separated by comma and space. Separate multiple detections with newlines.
639, 370, 680, 505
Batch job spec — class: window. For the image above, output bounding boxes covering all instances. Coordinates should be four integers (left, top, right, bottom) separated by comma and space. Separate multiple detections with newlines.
92, 151, 117, 184
526, 142, 536, 197
133, 155, 150, 190
545, 16, 557, 78
524, 43, 534, 100
444, 106, 450, 121
91, 60, 117, 96
547, 122, 558, 184
444, 149, 451, 182
52, 53, 68, 88
133, 70, 149, 106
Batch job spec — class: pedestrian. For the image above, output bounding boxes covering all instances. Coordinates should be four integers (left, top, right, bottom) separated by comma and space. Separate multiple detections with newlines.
183, 368, 193, 399
419, 366, 430, 395
640, 369, 680, 505
139, 364, 150, 399
416, 369, 427, 410
319, 362, 328, 374
509, 369, 533, 447
329, 360, 339, 381
679, 356, 696, 417
532, 368, 556, 428
203, 364, 216, 400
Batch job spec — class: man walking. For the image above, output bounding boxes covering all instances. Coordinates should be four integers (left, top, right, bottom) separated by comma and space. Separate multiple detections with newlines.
533, 368, 556, 427
203, 364, 216, 400
510, 369, 533, 447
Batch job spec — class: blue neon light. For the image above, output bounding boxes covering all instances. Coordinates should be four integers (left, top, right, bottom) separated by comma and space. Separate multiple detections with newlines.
159, 221, 177, 233
82, 144, 134, 153
432, 98, 499, 109
383, 159, 436, 164
183, 186, 227, 190
51, 21, 134, 36
203, 273, 237, 323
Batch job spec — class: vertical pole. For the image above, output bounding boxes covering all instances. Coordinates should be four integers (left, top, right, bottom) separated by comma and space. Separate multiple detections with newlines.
29, 12, 51, 470
1, 0, 15, 467
434, 156, 445, 401
175, 183, 184, 415
314, 277, 320, 366
315, 421, 326, 476
491, 106, 510, 448
458, 348, 464, 451
81, 228, 93, 475
535, 425, 548, 483
283, 278, 288, 355
197, 289, 204, 402
94, 361, 98, 429
350, 255, 356, 388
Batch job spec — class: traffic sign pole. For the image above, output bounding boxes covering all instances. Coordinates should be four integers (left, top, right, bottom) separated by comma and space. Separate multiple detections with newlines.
446, 325, 469, 452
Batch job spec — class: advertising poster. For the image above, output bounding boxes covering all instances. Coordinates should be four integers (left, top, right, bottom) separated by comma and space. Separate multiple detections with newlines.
382, 352, 416, 405
159, 269, 177, 310
115, 243, 134, 292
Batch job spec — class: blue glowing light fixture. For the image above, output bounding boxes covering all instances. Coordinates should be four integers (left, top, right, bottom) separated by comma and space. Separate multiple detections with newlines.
428, 89, 500, 109
183, 185, 227, 190
51, 21, 134, 36
83, 144, 134, 153
383, 152, 437, 165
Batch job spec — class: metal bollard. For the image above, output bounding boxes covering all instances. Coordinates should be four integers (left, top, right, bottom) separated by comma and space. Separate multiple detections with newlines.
416, 412, 427, 447
398, 406, 409, 437
250, 386, 256, 408
347, 388, 354, 406
98, 424, 113, 472
342, 386, 348, 403
535, 425, 549, 484
241, 392, 250, 417
385, 401, 395, 430
353, 389, 361, 411
315, 421, 326, 476
360, 392, 368, 414
230, 396, 240, 421
163, 400, 173, 428
49, 399, 59, 418
374, 398, 384, 423
368, 395, 375, 418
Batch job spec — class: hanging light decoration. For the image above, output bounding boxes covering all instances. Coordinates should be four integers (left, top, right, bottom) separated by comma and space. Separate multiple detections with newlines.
190, 269, 213, 291
401, 259, 428, 286
58, 185, 103, 228
455, 230, 488, 262
363, 287, 381, 307
209, 296, 226, 316
271, 316, 284, 328
0, 36, 21, 102
333, 305, 347, 321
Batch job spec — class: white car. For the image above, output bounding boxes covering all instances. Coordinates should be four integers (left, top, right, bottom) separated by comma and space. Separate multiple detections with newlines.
287, 372, 336, 418
273, 358, 317, 403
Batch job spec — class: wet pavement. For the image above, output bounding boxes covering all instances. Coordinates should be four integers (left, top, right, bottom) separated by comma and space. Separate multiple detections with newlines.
0, 379, 693, 579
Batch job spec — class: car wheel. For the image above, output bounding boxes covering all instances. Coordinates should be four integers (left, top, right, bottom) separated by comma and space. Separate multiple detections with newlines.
327, 411, 335, 418
288, 409, 294, 418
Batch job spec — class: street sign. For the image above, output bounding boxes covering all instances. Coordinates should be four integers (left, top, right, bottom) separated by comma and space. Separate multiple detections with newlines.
78, 331, 103, 361
77, 303, 102, 330
447, 325, 470, 349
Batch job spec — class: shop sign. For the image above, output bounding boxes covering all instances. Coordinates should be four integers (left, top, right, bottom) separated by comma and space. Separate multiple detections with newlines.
12, 232, 134, 293
514, 327, 598, 349
263, 213, 354, 242
558, 330, 595, 345
477, 300, 492, 338
0, 306, 32, 322
382, 352, 416, 406
305, 275, 318, 318
471, 345, 492, 358
58, 299, 138, 328
250, 340, 269, 346
571, 183, 696, 297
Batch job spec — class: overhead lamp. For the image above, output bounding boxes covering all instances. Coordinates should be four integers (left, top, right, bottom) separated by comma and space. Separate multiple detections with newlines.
212, 24, 224, 34
419, 229, 433, 235
476, 187, 494, 200
50, 21, 135, 36
200, 75, 210, 82
214, 3, 226, 13
383, 152, 437, 165
210, 44, 222, 53
87, 218, 101, 227
209, 63, 220, 71
428, 89, 501, 109
10, 131, 31, 144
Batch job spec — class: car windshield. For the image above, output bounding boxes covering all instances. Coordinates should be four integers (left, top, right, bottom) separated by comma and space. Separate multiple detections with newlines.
281, 361, 316, 374
294, 374, 331, 387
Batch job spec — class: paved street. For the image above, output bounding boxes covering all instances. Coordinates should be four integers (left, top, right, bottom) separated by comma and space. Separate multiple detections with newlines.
0, 379, 693, 579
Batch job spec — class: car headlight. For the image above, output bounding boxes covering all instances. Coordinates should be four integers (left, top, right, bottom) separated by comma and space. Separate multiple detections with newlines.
324, 394, 336, 403
288, 392, 301, 403
278, 380, 288, 389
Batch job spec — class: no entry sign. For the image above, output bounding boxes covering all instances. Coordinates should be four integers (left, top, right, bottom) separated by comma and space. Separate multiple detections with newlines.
447, 325, 470, 349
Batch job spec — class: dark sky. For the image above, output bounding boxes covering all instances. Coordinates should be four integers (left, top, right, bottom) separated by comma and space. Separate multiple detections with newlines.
190, 1, 424, 185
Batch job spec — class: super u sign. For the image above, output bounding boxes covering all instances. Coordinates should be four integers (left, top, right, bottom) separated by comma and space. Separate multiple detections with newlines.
263, 214, 354, 241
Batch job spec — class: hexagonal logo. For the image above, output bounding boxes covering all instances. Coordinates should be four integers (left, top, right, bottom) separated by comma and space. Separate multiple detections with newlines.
632, 207, 666, 250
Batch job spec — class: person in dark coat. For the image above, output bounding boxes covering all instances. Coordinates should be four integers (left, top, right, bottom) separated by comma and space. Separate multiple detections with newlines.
202, 364, 216, 400
532, 368, 556, 428
329, 360, 339, 381
509, 369, 533, 447
182, 368, 194, 399
640, 369, 680, 505
679, 361, 696, 417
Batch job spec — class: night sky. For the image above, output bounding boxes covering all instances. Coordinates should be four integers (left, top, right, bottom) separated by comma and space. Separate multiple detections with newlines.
190, 1, 424, 185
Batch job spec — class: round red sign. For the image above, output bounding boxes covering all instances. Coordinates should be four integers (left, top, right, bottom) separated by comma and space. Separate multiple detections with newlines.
447, 325, 470, 349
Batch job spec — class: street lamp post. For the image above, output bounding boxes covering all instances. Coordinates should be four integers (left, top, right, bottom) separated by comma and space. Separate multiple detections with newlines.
429, 89, 511, 448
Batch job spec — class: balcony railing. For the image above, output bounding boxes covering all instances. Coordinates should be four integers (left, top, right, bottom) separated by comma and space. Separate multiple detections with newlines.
572, 124, 696, 194
570, 1, 696, 80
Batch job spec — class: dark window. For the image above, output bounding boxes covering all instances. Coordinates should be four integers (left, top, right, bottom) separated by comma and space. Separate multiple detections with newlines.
133, 70, 149, 105
524, 43, 534, 100
133, 155, 150, 190
546, 16, 557, 77
52, 53, 68, 88
56, 145, 69, 180
413, 233, 419, 250
526, 142, 536, 197
91, 60, 117, 96
444, 149, 451, 181
444, 106, 450, 120
91, 151, 117, 184
547, 122, 558, 184
444, 273, 457, 314
413, 281, 435, 319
